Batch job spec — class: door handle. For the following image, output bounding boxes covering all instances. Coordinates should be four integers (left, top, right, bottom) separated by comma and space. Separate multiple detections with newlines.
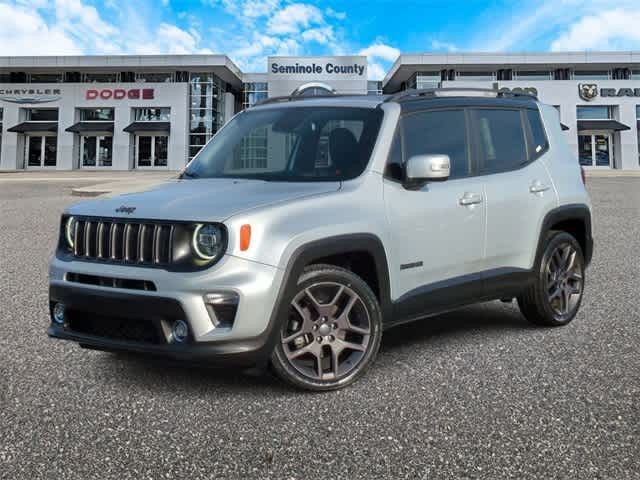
529, 181, 550, 194
459, 192, 483, 206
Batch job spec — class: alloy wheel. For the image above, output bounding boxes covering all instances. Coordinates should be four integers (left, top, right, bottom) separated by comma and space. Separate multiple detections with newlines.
281, 282, 372, 382
545, 243, 584, 318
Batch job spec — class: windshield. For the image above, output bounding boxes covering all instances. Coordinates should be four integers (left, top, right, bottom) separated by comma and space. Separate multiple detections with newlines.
183, 106, 384, 181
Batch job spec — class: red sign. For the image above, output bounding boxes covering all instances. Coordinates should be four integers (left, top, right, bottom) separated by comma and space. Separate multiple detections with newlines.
85, 88, 155, 100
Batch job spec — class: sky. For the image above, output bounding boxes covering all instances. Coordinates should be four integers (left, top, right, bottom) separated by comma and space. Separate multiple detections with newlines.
0, 0, 639, 79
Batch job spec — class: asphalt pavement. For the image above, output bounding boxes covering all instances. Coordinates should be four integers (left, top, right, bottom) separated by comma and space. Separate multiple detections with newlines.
0, 178, 638, 479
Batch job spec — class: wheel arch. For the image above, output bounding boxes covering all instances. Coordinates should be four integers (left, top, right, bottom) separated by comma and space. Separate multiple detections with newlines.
536, 204, 593, 266
281, 233, 392, 319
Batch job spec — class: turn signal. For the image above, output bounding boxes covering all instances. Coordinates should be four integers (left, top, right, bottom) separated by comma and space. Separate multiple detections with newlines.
240, 224, 251, 251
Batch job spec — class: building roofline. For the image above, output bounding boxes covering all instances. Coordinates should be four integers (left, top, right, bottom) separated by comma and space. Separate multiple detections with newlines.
383, 51, 640, 89
0, 54, 244, 86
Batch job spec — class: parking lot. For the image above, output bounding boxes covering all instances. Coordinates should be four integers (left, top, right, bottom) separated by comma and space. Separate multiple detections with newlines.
0, 177, 638, 479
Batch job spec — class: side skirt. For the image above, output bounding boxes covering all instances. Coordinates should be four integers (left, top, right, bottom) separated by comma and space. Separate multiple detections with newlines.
385, 268, 534, 329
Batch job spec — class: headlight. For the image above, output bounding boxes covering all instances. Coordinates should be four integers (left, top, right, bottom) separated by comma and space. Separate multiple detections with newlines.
192, 223, 224, 261
65, 216, 77, 249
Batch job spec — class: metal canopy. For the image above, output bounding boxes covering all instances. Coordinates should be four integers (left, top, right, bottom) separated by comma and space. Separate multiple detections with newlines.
66, 122, 114, 133
7, 122, 58, 133
123, 121, 171, 133
577, 120, 630, 132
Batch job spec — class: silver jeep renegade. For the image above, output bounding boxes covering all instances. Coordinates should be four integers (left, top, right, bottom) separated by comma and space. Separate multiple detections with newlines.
49, 88, 593, 391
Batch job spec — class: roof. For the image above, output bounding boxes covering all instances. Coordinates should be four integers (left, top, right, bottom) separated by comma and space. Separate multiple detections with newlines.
251, 94, 387, 110
383, 51, 640, 91
0, 54, 243, 87
249, 88, 539, 111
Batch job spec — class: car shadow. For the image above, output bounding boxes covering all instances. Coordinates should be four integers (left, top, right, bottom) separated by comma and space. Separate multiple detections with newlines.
100, 301, 534, 393
380, 301, 535, 353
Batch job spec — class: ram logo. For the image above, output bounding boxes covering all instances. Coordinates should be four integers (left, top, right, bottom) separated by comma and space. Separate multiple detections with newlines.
578, 83, 598, 101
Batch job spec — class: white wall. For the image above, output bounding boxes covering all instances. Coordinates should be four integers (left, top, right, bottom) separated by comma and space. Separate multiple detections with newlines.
0, 82, 189, 171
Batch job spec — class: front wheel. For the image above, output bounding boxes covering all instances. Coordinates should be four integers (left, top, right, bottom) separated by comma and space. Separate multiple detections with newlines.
518, 231, 586, 326
270, 264, 382, 391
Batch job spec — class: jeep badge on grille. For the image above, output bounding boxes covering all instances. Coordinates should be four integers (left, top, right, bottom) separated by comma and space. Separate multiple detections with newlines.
115, 206, 136, 214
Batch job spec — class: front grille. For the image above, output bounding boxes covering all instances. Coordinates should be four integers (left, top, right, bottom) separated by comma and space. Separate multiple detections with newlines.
67, 310, 164, 345
71, 219, 174, 266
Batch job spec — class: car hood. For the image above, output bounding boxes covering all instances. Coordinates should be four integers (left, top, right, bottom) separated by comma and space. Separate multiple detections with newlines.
67, 178, 341, 222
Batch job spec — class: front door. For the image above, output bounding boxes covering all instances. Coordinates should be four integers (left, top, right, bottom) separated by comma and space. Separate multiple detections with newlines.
383, 108, 486, 315
81, 135, 113, 167
135, 134, 168, 168
579, 133, 613, 168
26, 135, 57, 168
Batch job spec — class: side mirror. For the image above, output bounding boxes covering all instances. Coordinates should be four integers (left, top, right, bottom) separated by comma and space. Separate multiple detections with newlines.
404, 154, 450, 188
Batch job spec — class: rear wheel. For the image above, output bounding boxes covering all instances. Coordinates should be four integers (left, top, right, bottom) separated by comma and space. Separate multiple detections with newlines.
270, 264, 382, 391
518, 231, 585, 326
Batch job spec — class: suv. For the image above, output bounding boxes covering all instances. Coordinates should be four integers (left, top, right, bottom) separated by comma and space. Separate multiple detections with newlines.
48, 89, 593, 391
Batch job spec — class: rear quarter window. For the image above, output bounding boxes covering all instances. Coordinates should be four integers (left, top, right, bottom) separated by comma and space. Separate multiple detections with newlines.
471, 108, 528, 174
525, 109, 549, 160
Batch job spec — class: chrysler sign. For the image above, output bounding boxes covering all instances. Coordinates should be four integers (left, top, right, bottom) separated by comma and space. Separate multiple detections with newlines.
0, 88, 62, 104
86, 88, 155, 100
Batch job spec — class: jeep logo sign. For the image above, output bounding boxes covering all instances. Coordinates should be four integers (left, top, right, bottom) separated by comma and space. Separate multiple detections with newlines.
491, 82, 538, 96
86, 88, 155, 100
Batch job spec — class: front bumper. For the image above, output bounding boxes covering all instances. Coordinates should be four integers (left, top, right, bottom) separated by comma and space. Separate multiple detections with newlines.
48, 254, 285, 367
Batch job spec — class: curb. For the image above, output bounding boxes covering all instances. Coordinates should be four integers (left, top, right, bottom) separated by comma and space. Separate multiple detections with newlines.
71, 188, 112, 197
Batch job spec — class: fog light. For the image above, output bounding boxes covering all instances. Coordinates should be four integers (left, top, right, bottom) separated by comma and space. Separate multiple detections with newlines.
172, 320, 189, 343
53, 303, 65, 325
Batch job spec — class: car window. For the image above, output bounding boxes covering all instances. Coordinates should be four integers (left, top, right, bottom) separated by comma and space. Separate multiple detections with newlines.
183, 107, 383, 181
471, 108, 528, 174
525, 109, 549, 159
315, 120, 365, 168
401, 109, 470, 179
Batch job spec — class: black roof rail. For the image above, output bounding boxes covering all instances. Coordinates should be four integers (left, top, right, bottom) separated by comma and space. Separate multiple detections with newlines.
255, 93, 366, 106
384, 87, 538, 103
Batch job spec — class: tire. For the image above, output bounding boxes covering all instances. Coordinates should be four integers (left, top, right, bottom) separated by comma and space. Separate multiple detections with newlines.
270, 264, 383, 391
517, 231, 586, 326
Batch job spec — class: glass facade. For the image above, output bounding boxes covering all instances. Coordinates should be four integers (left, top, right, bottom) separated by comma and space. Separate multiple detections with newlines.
455, 71, 496, 81
242, 82, 268, 109
573, 70, 611, 80
83, 72, 119, 83
577, 106, 613, 120
189, 72, 225, 160
515, 70, 553, 80
80, 108, 114, 121
367, 81, 383, 95
81, 136, 113, 167
26, 108, 58, 121
28, 73, 64, 83
407, 72, 440, 90
135, 72, 174, 83
133, 107, 171, 122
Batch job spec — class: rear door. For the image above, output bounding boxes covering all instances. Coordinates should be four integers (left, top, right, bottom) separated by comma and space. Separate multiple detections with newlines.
475, 107, 557, 279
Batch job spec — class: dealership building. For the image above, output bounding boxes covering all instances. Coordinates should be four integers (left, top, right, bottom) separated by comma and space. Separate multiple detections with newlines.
1, 51, 639, 171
